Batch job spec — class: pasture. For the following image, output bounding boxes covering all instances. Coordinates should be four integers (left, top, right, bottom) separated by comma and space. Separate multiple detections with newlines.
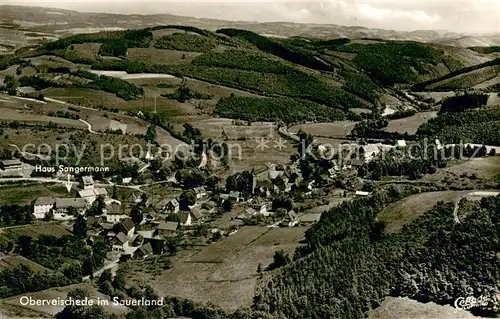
383, 111, 437, 134
289, 121, 358, 137
378, 190, 470, 233
127, 226, 307, 311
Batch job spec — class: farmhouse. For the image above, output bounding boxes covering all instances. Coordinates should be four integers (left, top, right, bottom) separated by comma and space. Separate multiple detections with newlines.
16, 86, 36, 95
103, 203, 129, 223
249, 197, 270, 214
164, 199, 180, 214
190, 207, 204, 221
78, 187, 108, 204
1, 159, 22, 170
194, 186, 207, 199
135, 242, 153, 259
229, 191, 244, 202
55, 198, 87, 213
33, 197, 56, 219
281, 210, 298, 227
156, 221, 179, 234
111, 232, 129, 253
114, 218, 135, 238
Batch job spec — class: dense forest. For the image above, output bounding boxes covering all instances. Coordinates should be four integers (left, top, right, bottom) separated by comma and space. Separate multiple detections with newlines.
0, 204, 33, 227
0, 232, 108, 297
18, 70, 144, 101
155, 33, 217, 53
341, 70, 382, 103
253, 190, 500, 318
43, 29, 153, 52
0, 264, 79, 298
417, 108, 500, 146
112, 191, 500, 319
359, 144, 491, 180
217, 28, 334, 72
439, 93, 489, 113
337, 42, 444, 86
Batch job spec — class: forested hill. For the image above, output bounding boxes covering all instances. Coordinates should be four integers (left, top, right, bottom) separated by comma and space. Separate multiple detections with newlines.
0, 25, 494, 123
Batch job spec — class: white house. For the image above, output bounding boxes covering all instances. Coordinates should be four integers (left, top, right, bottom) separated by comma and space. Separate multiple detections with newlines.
112, 232, 129, 253
250, 198, 270, 215
281, 210, 298, 227
435, 139, 443, 150
81, 176, 94, 190
194, 186, 207, 199
79, 187, 108, 205
54, 198, 87, 220
33, 197, 56, 219
228, 191, 244, 202
355, 191, 371, 197
396, 140, 407, 148
103, 203, 128, 223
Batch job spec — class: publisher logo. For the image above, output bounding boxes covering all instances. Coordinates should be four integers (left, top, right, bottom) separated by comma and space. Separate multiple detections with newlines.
454, 296, 490, 310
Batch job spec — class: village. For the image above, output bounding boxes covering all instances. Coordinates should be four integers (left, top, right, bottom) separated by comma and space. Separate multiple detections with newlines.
0, 136, 424, 260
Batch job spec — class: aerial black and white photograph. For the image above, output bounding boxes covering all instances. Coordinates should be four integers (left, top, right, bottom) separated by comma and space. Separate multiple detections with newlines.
0, 1, 499, 318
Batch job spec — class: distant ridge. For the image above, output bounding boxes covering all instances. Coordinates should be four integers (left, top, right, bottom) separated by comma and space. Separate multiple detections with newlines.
1, 4, 499, 47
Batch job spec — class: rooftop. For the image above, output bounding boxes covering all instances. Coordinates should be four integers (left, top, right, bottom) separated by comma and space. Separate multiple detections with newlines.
190, 208, 203, 220
55, 198, 87, 209
94, 188, 108, 196
299, 213, 322, 223
79, 188, 108, 198
157, 221, 179, 231
34, 197, 56, 206
115, 232, 128, 245
1, 159, 22, 166
117, 218, 135, 233
78, 189, 95, 198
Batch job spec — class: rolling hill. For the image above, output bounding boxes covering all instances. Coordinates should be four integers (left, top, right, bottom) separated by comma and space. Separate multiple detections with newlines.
1, 4, 500, 49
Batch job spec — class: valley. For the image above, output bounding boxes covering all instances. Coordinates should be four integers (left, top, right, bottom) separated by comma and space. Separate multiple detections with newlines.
0, 4, 499, 319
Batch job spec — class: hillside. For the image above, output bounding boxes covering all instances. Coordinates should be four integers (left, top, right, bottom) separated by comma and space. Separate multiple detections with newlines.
367, 297, 477, 319
411, 57, 500, 92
